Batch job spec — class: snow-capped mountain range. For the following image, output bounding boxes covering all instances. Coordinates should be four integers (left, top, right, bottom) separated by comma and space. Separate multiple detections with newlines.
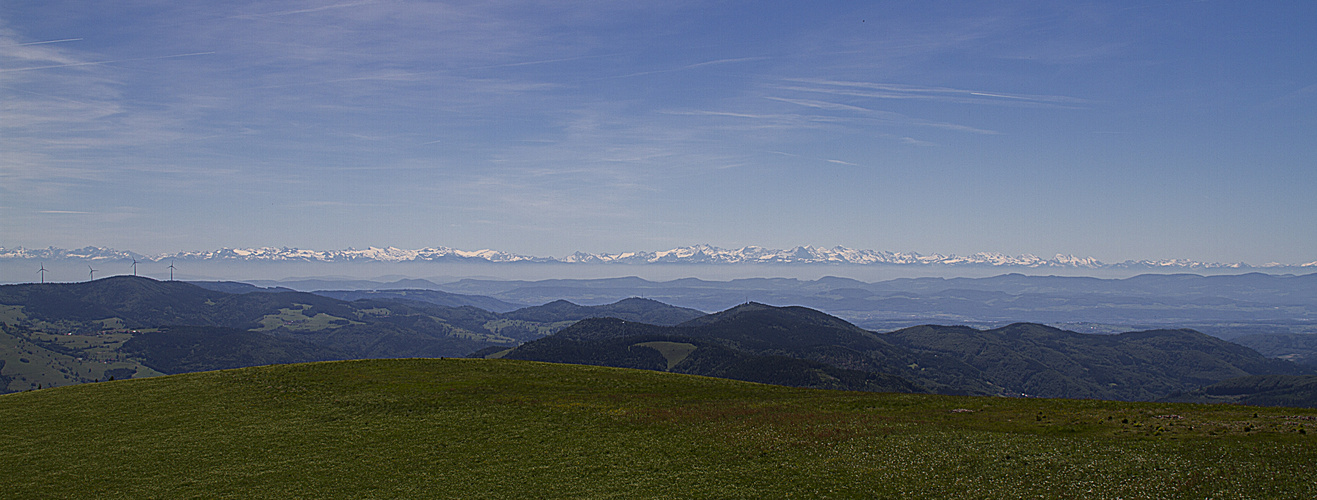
3, 245, 1313, 270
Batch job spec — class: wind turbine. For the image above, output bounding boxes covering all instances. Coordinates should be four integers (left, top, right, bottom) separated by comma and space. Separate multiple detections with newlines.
168, 261, 177, 281
131, 257, 138, 276
88, 264, 98, 281
38, 263, 47, 284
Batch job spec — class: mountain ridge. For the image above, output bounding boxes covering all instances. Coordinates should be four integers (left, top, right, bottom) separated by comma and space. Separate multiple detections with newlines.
7, 245, 1314, 270
496, 303, 1314, 402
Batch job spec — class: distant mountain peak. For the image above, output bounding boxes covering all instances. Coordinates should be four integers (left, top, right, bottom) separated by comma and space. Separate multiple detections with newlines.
2, 245, 1310, 270
678, 302, 868, 334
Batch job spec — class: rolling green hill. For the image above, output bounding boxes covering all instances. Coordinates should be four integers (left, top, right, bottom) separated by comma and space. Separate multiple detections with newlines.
1, 359, 1314, 498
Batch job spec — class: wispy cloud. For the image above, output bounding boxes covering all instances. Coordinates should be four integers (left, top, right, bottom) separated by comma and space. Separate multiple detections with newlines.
763, 95, 999, 135
659, 109, 837, 132
899, 137, 936, 147
0, 51, 215, 73
292, 200, 396, 208
471, 54, 614, 70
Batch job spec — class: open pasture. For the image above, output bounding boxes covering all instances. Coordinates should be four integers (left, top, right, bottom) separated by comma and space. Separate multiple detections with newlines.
1, 358, 1313, 498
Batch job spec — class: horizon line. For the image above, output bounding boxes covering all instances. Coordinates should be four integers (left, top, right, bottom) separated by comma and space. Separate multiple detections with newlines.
2, 244, 1314, 270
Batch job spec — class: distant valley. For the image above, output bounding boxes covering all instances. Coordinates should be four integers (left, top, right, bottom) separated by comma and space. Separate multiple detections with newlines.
250, 272, 1317, 338
0, 277, 701, 392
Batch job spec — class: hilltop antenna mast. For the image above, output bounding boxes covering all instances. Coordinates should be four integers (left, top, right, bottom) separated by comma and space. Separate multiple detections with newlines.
168, 261, 177, 281
87, 264, 98, 281
131, 257, 138, 276
38, 263, 47, 284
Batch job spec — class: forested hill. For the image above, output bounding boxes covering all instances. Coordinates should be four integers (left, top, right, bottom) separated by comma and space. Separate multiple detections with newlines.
5, 278, 1314, 406
502, 298, 705, 325
500, 302, 1315, 404
504, 316, 928, 394
883, 323, 1310, 401
0, 277, 702, 393
1167, 375, 1317, 408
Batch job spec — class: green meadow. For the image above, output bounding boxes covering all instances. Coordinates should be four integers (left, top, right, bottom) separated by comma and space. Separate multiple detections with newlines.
1, 358, 1314, 498
253, 304, 361, 332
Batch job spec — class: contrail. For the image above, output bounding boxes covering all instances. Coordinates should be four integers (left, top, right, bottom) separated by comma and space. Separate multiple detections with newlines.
245, 1, 378, 18
10, 38, 83, 46
0, 51, 216, 73
683, 56, 768, 69
601, 56, 767, 80
969, 92, 1033, 101
470, 54, 613, 70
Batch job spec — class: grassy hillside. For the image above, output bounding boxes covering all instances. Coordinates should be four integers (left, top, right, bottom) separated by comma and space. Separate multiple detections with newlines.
1, 359, 1315, 498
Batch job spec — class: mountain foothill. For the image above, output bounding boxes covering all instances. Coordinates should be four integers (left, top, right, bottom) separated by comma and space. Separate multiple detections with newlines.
1, 276, 1314, 407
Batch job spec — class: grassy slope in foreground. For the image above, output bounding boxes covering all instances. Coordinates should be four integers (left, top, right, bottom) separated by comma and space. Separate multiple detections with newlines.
2, 360, 1316, 498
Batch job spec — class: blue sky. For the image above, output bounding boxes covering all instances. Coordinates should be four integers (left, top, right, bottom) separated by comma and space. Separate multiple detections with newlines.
2, 1, 1314, 264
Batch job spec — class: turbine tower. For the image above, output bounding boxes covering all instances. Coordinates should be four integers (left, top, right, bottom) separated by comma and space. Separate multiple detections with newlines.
168, 261, 177, 281
38, 263, 47, 284
88, 264, 98, 281
131, 257, 138, 277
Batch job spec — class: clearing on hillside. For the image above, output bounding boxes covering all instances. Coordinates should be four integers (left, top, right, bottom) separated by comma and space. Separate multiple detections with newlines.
634, 340, 698, 370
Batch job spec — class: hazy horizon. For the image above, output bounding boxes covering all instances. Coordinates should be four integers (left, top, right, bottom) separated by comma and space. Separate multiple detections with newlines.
5, 257, 1313, 287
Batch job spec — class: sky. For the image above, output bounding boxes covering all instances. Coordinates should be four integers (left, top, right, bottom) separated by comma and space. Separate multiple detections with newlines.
2, 0, 1315, 265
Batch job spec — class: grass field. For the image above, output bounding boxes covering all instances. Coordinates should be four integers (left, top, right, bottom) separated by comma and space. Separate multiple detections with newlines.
1, 358, 1314, 498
